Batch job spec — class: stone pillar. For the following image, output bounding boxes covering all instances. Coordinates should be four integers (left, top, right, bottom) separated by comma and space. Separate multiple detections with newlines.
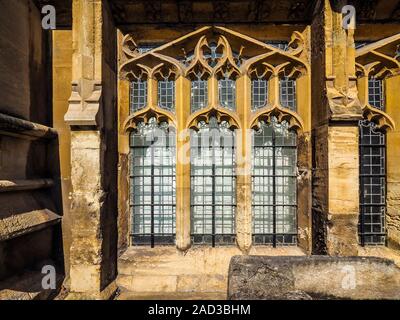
64, 0, 118, 299
385, 75, 400, 250
235, 76, 252, 252
311, 0, 362, 255
176, 76, 191, 251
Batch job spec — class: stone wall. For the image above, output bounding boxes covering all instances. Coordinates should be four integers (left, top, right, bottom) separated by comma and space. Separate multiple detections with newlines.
0, 0, 63, 295
52, 30, 73, 284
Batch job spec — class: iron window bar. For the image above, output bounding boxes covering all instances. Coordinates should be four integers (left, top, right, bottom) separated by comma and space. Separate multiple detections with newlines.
130, 119, 176, 247
190, 118, 236, 247
252, 118, 297, 247
358, 119, 386, 246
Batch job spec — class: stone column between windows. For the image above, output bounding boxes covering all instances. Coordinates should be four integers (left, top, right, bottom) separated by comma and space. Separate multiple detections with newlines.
176, 76, 192, 250
236, 76, 252, 252
312, 0, 362, 255
64, 0, 118, 299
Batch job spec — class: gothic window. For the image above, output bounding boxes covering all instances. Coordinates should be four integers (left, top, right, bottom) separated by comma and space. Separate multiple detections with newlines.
251, 79, 268, 110
191, 74, 208, 113
130, 80, 147, 113
191, 117, 236, 246
368, 77, 384, 110
219, 75, 236, 110
359, 120, 386, 245
130, 118, 176, 247
121, 27, 309, 250
158, 79, 175, 111
252, 118, 297, 246
280, 77, 297, 111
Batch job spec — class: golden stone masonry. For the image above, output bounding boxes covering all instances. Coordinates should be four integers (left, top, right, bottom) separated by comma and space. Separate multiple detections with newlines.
1, 0, 400, 300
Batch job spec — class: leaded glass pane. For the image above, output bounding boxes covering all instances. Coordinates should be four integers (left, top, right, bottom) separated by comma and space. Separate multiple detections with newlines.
191, 78, 208, 113
158, 80, 175, 111
266, 41, 289, 51
280, 77, 296, 111
130, 80, 147, 113
252, 118, 297, 246
368, 77, 384, 110
191, 117, 236, 246
359, 120, 386, 245
130, 118, 176, 246
219, 77, 236, 110
251, 79, 268, 110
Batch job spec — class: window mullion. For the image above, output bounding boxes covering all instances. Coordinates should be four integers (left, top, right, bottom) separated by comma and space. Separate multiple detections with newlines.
272, 128, 277, 248
211, 143, 216, 247
150, 143, 155, 248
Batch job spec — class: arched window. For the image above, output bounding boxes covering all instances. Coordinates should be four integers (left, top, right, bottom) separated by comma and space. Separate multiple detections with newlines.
191, 72, 208, 113
251, 79, 268, 110
130, 118, 176, 247
219, 74, 236, 111
158, 78, 175, 111
359, 121, 386, 246
279, 77, 296, 111
252, 118, 297, 246
368, 77, 384, 110
191, 117, 236, 246
358, 75, 386, 246
130, 79, 147, 113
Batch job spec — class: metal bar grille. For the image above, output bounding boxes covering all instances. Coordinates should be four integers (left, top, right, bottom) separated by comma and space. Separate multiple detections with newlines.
130, 80, 147, 113
252, 118, 297, 246
251, 79, 268, 110
158, 80, 175, 111
191, 78, 208, 113
130, 119, 176, 247
191, 118, 236, 246
280, 77, 297, 112
359, 120, 386, 246
219, 77, 236, 111
368, 77, 384, 110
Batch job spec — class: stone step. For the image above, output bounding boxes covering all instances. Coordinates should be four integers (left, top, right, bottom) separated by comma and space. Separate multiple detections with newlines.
116, 290, 226, 300
117, 274, 227, 294
117, 246, 306, 298
118, 246, 305, 276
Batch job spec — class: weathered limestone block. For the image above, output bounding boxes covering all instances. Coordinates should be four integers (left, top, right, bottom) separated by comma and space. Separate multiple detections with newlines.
64, 0, 118, 299
117, 246, 305, 297
228, 256, 400, 300
326, 126, 359, 256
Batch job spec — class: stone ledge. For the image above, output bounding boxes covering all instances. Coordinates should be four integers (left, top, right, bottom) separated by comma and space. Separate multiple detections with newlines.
0, 179, 54, 193
0, 209, 61, 241
228, 255, 400, 300
0, 112, 57, 140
